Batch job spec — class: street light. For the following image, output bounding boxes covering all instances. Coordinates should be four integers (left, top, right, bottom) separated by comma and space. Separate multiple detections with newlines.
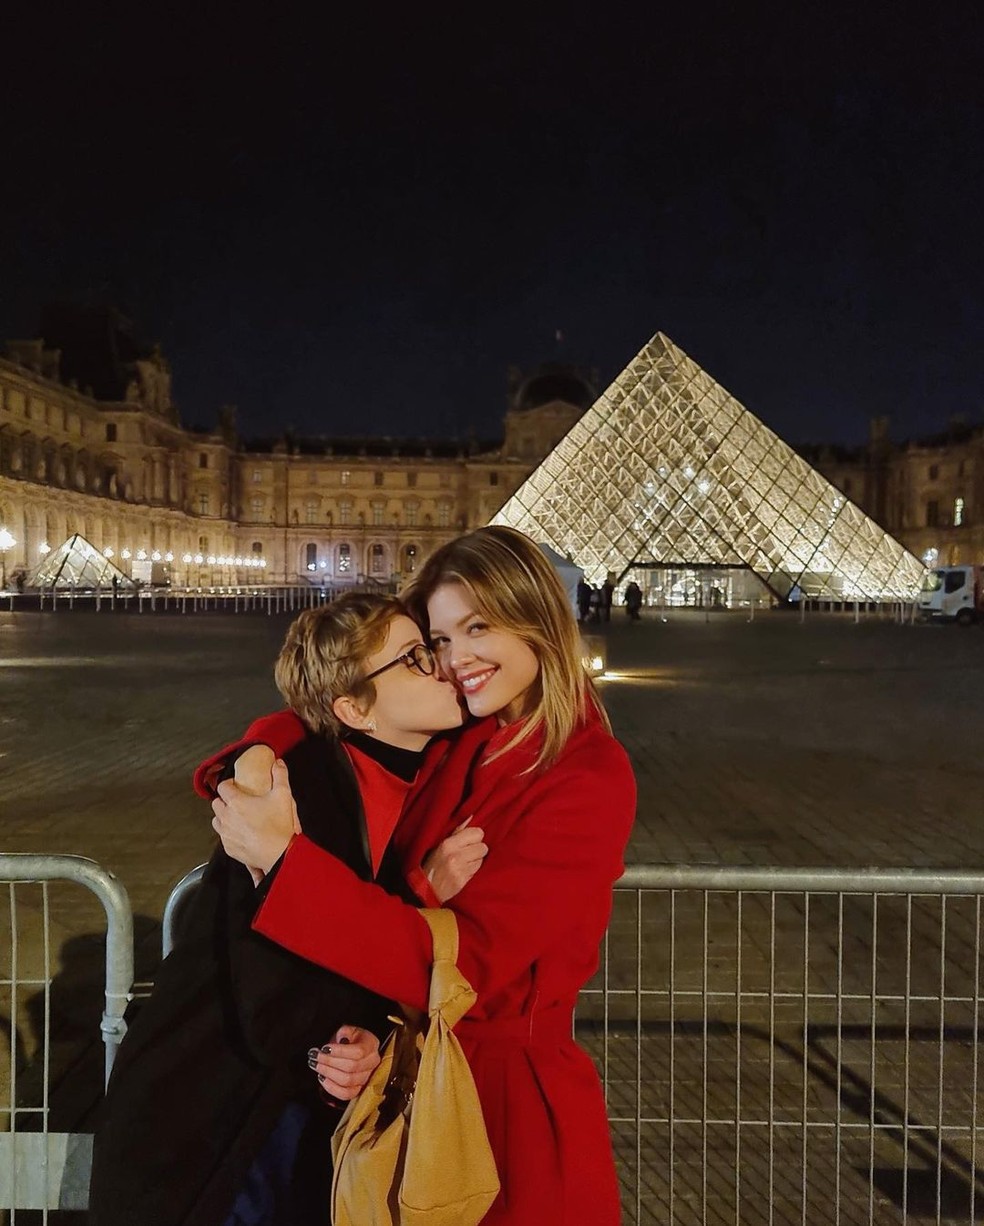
0, 527, 16, 591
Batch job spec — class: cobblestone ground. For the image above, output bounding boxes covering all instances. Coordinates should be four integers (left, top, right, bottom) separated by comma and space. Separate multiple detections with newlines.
2, 605, 984, 1221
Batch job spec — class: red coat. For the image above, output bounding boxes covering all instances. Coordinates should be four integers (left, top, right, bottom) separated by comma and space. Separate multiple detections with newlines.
253, 712, 636, 1225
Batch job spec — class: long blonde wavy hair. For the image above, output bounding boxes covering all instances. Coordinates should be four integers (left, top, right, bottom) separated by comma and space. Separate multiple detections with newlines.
405, 526, 610, 770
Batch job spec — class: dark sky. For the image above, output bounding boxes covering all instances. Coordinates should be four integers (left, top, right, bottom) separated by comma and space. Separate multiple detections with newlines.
2, 3, 983, 446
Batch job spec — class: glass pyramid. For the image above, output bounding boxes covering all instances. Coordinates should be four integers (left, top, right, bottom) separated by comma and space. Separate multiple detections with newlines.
30, 534, 135, 590
492, 333, 925, 600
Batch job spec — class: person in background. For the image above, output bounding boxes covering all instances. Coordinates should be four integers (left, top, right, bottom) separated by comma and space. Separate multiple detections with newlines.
624, 580, 643, 620
576, 576, 591, 623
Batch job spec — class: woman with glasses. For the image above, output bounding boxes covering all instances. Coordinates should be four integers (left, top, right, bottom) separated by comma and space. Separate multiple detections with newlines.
212, 527, 637, 1226
90, 592, 483, 1226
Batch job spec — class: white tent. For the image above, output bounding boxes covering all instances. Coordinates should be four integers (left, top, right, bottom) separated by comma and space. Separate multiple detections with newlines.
538, 542, 584, 616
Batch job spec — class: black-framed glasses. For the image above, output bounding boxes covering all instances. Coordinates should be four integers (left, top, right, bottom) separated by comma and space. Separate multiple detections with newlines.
363, 642, 437, 682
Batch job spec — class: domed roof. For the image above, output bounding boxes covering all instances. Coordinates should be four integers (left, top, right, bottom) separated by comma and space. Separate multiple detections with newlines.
515, 369, 596, 413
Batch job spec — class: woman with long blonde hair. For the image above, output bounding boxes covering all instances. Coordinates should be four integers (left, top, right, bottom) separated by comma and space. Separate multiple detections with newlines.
212, 527, 637, 1225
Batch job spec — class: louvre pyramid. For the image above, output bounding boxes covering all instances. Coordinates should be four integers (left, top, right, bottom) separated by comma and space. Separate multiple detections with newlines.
31, 534, 135, 590
492, 333, 924, 600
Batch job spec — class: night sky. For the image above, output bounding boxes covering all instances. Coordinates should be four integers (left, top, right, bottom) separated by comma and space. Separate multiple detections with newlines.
2, 4, 982, 447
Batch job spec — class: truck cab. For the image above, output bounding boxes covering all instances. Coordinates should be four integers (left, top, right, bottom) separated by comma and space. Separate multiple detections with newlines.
918, 565, 983, 625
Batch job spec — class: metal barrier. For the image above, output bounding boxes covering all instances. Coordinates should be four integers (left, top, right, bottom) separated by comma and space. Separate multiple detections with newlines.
7, 857, 984, 1220
586, 865, 984, 1225
0, 854, 133, 1216
161, 863, 207, 958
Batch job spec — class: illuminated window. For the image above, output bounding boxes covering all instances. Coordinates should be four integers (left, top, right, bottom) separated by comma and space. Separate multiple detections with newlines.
438, 502, 451, 527
340, 470, 351, 486
370, 543, 386, 575
337, 543, 351, 573
305, 499, 319, 525
305, 543, 317, 571
954, 497, 965, 526
339, 499, 352, 526
252, 469, 262, 483
403, 544, 418, 573
198, 493, 209, 515
405, 502, 418, 526
371, 501, 385, 526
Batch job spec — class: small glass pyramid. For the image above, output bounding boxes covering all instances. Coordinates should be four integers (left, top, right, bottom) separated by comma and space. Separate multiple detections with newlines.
30, 534, 136, 590
493, 333, 925, 601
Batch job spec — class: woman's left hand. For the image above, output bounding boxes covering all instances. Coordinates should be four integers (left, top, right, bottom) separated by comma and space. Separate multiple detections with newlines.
212, 760, 300, 874
307, 1025, 381, 1101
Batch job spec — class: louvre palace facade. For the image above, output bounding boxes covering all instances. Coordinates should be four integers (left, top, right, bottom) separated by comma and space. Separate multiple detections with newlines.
0, 307, 979, 596
0, 307, 588, 587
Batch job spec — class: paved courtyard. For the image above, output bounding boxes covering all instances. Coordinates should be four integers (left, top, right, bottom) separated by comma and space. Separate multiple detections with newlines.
2, 605, 984, 1221
3, 605, 983, 906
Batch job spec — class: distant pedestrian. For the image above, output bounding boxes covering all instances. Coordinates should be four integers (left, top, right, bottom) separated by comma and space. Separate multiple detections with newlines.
588, 584, 602, 623
111, 574, 119, 596
576, 577, 591, 623
601, 578, 614, 622
14, 571, 25, 595
624, 580, 643, 621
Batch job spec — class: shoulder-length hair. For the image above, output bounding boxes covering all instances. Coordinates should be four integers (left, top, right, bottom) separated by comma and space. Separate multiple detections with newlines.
404, 526, 610, 770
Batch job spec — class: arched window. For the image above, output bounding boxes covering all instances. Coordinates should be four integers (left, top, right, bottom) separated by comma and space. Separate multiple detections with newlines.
305, 543, 318, 571
370, 543, 386, 576
402, 543, 418, 574
251, 541, 263, 555
337, 542, 352, 573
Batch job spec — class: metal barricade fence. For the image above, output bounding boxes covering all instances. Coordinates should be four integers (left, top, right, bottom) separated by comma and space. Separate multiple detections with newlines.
589, 866, 984, 1225
0, 854, 132, 1217
5, 858, 984, 1222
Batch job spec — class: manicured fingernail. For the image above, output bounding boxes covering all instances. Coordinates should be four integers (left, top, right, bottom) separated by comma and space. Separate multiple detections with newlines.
317, 1073, 325, 1083
307, 1048, 319, 1059
307, 1056, 318, 1069
320, 1044, 333, 1055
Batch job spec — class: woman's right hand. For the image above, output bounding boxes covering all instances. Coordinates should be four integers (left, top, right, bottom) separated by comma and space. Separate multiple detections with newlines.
422, 818, 488, 902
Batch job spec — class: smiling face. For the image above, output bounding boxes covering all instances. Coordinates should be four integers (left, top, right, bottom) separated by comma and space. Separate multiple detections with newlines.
348, 613, 464, 750
426, 583, 541, 725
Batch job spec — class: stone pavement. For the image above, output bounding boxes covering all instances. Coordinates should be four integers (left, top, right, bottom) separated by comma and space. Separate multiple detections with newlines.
2, 605, 984, 1222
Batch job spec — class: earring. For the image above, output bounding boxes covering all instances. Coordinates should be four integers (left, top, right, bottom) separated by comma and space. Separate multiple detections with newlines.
365, 719, 377, 734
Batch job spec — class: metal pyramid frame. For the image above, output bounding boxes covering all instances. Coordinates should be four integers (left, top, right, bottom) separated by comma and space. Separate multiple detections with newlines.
492, 333, 924, 600
30, 534, 135, 590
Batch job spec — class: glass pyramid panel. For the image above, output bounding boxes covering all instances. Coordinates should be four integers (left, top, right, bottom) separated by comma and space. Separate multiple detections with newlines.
491, 332, 926, 599
31, 534, 136, 590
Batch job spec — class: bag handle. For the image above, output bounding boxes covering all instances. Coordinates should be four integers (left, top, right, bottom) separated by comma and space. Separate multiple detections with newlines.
418, 906, 459, 965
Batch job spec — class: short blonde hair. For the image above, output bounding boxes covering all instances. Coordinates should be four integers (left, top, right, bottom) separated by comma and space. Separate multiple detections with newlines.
274, 592, 407, 735
405, 526, 610, 770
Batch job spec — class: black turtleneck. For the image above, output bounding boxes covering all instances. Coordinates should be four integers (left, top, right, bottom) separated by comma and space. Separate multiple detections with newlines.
343, 730, 426, 783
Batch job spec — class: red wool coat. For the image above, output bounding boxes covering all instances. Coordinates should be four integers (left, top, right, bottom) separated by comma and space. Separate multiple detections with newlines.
253, 712, 636, 1226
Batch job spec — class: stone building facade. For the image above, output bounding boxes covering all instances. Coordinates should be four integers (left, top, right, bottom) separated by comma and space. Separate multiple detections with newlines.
0, 310, 588, 587
803, 416, 984, 570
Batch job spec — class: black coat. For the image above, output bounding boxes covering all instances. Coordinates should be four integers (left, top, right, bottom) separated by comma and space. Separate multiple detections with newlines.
88, 729, 411, 1226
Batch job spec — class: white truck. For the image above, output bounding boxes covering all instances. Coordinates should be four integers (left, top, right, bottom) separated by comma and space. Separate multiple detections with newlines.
917, 565, 984, 625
